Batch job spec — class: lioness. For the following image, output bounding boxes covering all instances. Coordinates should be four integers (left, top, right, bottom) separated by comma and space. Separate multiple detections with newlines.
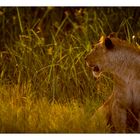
85, 33, 140, 133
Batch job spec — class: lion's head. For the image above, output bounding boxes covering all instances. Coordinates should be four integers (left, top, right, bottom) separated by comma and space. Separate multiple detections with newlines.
85, 36, 114, 78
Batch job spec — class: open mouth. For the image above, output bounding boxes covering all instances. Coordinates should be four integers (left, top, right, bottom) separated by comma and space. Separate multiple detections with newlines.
85, 62, 101, 78
92, 65, 101, 78
93, 65, 100, 72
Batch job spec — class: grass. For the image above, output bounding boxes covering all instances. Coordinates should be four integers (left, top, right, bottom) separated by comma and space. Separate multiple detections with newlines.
0, 83, 112, 133
0, 7, 137, 133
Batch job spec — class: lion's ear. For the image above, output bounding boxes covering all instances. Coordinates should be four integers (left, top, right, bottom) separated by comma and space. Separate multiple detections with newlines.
105, 37, 114, 49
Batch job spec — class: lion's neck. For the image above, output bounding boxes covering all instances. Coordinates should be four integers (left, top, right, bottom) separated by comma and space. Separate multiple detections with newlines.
105, 49, 140, 83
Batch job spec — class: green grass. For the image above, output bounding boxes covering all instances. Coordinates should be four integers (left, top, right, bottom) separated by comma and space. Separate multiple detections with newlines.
0, 7, 137, 133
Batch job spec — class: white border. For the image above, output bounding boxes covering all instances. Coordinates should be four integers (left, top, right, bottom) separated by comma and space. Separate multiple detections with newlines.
0, 0, 140, 6
0, 134, 140, 140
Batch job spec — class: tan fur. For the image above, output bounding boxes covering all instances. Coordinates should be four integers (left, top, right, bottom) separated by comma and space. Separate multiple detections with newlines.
85, 34, 140, 133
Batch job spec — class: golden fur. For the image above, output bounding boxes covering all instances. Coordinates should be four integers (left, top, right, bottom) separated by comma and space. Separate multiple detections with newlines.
85, 34, 140, 133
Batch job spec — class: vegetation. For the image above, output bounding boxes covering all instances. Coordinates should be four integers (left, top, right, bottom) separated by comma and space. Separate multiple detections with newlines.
0, 7, 139, 133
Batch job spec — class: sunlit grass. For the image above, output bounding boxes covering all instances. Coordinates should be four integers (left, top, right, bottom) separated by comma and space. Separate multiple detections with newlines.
0, 84, 111, 133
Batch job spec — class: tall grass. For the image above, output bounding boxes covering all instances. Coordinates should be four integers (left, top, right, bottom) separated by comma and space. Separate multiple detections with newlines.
0, 7, 137, 132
